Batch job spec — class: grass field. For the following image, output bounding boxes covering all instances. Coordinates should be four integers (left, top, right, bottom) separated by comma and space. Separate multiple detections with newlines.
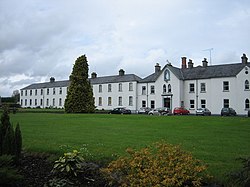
8, 112, 250, 183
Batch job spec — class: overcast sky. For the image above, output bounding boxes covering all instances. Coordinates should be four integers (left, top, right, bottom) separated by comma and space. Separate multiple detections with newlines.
1, 0, 250, 97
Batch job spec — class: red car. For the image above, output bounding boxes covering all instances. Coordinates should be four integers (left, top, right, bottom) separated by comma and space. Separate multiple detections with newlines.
173, 107, 190, 115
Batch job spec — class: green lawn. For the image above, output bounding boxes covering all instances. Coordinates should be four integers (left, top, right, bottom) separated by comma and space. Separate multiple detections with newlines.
8, 113, 250, 183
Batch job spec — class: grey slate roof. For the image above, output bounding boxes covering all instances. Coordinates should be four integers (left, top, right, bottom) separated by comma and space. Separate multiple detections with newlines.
89, 74, 142, 84
21, 80, 70, 90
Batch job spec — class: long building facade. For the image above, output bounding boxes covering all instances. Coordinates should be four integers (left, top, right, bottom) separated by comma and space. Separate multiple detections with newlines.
20, 54, 250, 115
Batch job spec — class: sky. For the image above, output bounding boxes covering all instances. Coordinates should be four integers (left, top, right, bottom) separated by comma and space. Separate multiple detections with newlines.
1, 0, 250, 97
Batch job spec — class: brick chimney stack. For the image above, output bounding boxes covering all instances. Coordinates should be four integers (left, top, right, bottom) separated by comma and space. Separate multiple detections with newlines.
181, 57, 187, 69
155, 63, 161, 73
188, 59, 193, 68
241, 53, 248, 64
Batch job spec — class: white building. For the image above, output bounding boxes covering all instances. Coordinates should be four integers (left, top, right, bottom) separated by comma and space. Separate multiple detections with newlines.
20, 54, 250, 115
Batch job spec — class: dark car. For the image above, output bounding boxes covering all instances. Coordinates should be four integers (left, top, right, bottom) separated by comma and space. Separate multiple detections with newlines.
109, 107, 131, 114
196, 108, 211, 116
148, 107, 171, 116
221, 107, 236, 116
137, 107, 152, 114
173, 107, 190, 115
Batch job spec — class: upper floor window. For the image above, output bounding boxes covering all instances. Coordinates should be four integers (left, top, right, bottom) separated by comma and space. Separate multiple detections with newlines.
200, 83, 206, 92
53, 88, 56, 95
25, 90, 27, 96
245, 80, 249, 90
30, 90, 32, 96
35, 89, 37, 95
118, 83, 122, 92
142, 86, 146, 95
129, 82, 133, 91
245, 99, 250, 109
189, 83, 195, 93
99, 85, 102, 93
21, 90, 23, 96
150, 85, 155, 94
163, 84, 167, 93
59, 87, 62, 94
164, 70, 170, 81
223, 81, 229, 92
168, 84, 171, 93
108, 84, 112, 92
47, 88, 49, 95
41, 89, 43, 95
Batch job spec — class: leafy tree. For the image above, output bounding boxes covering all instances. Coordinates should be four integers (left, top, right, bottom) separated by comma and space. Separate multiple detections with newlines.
64, 55, 95, 113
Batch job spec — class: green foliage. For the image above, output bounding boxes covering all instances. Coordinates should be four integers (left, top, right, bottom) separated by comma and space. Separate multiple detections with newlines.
64, 55, 95, 113
52, 150, 85, 177
102, 141, 210, 187
2, 125, 15, 155
227, 156, 250, 187
15, 123, 22, 159
0, 155, 23, 186
45, 178, 74, 187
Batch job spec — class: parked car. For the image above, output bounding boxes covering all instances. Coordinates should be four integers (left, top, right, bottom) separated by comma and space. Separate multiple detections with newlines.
109, 107, 131, 114
137, 107, 152, 114
173, 107, 190, 115
221, 107, 236, 116
196, 108, 211, 116
148, 107, 171, 116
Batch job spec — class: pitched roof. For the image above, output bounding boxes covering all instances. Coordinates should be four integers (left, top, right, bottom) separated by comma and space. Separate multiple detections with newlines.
89, 74, 142, 84
21, 80, 70, 90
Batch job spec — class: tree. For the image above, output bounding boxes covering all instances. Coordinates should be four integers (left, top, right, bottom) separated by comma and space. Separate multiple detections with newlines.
64, 55, 95, 113
12, 90, 20, 103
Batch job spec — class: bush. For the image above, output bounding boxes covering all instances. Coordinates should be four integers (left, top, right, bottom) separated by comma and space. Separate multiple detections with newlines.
102, 141, 210, 187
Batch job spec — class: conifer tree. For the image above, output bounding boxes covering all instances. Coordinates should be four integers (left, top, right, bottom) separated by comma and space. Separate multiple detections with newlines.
14, 123, 22, 159
64, 55, 95, 113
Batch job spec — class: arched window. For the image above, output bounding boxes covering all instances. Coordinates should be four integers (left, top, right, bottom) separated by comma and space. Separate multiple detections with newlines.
168, 84, 171, 93
245, 80, 249, 90
164, 70, 170, 81
245, 99, 250, 109
163, 84, 166, 93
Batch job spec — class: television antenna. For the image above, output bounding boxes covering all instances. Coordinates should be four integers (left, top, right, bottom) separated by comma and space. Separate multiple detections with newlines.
203, 48, 213, 65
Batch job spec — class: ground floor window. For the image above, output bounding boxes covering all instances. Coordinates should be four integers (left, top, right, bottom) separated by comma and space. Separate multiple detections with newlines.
25, 99, 27, 106
53, 98, 55, 106
30, 99, 32, 106
21, 99, 23, 106
59, 98, 62, 106
223, 99, 229, 108
245, 99, 250, 109
46, 99, 49, 106
40, 99, 43, 106
201, 99, 206, 108
151, 100, 155, 109
35, 99, 37, 106
129, 96, 133, 106
118, 97, 122, 106
190, 100, 195, 109
108, 97, 112, 106
142, 100, 146, 107
98, 97, 102, 106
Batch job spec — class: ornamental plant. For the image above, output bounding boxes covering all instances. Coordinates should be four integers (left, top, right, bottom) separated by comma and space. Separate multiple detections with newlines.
102, 141, 210, 187
52, 150, 84, 177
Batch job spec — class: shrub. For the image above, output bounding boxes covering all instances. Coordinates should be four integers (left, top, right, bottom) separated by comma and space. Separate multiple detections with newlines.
227, 156, 250, 187
102, 141, 209, 187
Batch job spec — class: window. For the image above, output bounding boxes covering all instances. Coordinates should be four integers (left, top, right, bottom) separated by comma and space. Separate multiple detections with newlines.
40, 99, 43, 106
118, 83, 122, 92
190, 100, 195, 109
108, 84, 112, 92
245, 80, 249, 90
164, 70, 170, 81
108, 97, 112, 106
189, 83, 195, 93
25, 90, 27, 96
52, 98, 55, 106
47, 88, 49, 95
151, 100, 155, 109
46, 99, 49, 106
245, 99, 250, 109
41, 89, 43, 95
59, 87, 62, 94
118, 97, 122, 106
30, 90, 32, 96
142, 100, 146, 107
163, 84, 166, 93
35, 99, 37, 106
200, 83, 206, 92
98, 97, 102, 106
223, 99, 229, 108
25, 99, 27, 106
59, 98, 62, 106
99, 85, 102, 93
21, 90, 23, 96
150, 86, 155, 94
142, 86, 146, 95
30, 99, 32, 106
53, 88, 56, 95
35, 89, 37, 95
201, 99, 206, 108
223, 81, 229, 91
129, 96, 133, 106
168, 84, 171, 93
21, 99, 23, 106
129, 83, 133, 91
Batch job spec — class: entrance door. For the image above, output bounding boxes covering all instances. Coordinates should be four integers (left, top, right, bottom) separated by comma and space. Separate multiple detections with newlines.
163, 98, 171, 108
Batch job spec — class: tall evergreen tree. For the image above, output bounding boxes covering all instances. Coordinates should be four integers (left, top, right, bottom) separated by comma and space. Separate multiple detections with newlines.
64, 55, 95, 113
14, 123, 22, 159
0, 108, 11, 155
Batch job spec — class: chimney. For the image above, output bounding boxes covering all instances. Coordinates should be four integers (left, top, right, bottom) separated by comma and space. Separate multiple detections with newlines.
202, 58, 208, 67
155, 63, 161, 73
181, 57, 187, 69
119, 69, 125, 76
241, 53, 248, 64
50, 77, 55, 83
188, 59, 193, 68
91, 72, 97, 79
